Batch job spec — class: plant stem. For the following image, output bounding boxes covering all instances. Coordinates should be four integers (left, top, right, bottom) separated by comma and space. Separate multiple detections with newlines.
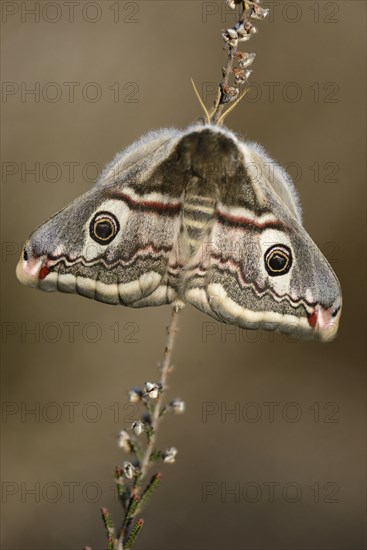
117, 304, 182, 548
211, 0, 267, 124
137, 304, 181, 482
211, 43, 237, 124
211, 2, 247, 124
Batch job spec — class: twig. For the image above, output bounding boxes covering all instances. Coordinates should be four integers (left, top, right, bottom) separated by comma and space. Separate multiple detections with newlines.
208, 0, 269, 125
135, 304, 181, 484
117, 304, 183, 549
87, 304, 184, 550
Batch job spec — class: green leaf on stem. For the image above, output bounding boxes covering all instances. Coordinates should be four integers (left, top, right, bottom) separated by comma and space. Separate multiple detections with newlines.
137, 473, 162, 513
125, 519, 144, 549
101, 508, 115, 549
126, 494, 140, 519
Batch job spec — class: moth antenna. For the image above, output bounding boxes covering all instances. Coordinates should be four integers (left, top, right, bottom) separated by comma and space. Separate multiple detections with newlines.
217, 87, 249, 126
191, 78, 211, 125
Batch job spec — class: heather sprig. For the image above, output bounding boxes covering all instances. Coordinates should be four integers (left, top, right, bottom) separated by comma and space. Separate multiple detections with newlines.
85, 304, 183, 550
193, 0, 269, 125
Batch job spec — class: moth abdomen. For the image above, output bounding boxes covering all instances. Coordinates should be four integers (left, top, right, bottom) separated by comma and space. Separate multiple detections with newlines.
177, 129, 240, 256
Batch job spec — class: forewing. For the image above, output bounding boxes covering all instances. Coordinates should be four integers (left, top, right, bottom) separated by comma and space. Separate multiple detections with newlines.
20, 129, 186, 307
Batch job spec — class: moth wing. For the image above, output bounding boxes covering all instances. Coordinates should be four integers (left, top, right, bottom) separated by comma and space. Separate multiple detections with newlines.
23, 129, 187, 308
182, 133, 341, 338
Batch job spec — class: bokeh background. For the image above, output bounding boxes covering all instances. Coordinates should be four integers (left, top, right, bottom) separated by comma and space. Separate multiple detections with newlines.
1, 1, 366, 549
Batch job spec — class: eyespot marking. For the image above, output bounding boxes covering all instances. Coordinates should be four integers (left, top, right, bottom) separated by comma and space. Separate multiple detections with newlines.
90, 211, 120, 245
265, 245, 292, 277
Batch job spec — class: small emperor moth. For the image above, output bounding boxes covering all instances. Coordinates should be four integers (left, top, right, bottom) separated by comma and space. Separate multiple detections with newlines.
16, 125, 342, 341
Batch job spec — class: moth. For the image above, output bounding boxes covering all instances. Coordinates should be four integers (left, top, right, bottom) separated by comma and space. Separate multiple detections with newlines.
16, 124, 342, 341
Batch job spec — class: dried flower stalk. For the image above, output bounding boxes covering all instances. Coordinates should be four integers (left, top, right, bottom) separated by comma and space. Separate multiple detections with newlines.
209, 0, 269, 124
85, 304, 183, 550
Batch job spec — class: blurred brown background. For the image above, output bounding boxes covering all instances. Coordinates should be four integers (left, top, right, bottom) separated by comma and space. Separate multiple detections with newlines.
1, 1, 366, 549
